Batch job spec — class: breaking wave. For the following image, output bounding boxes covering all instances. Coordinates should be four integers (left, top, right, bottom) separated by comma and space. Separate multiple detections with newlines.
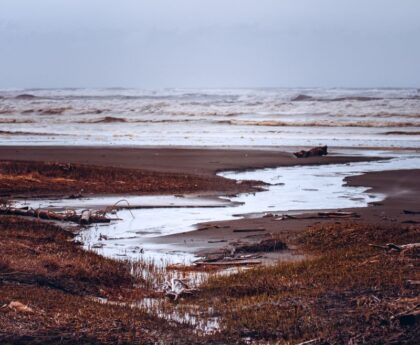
291, 94, 420, 102
221, 120, 420, 128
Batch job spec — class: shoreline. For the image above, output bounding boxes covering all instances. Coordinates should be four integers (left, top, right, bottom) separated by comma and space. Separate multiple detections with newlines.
154, 168, 420, 260
1, 146, 417, 260
1, 145, 419, 344
0, 146, 381, 177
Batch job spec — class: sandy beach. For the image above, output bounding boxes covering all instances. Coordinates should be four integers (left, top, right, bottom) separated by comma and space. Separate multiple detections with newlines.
1, 145, 419, 344
1, 146, 417, 252
2, 1, 420, 343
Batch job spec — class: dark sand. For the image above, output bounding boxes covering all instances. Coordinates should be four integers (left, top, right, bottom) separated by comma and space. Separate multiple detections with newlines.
0, 146, 378, 176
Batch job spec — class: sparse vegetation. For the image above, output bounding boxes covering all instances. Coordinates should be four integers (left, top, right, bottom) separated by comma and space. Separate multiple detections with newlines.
0, 216, 200, 344
192, 223, 420, 344
0, 160, 259, 198
1, 159, 419, 344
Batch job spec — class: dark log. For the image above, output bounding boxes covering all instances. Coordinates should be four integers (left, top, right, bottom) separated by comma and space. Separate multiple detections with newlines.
233, 228, 266, 233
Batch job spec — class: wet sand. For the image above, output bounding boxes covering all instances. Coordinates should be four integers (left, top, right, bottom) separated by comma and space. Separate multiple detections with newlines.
154, 168, 420, 260
0, 146, 378, 177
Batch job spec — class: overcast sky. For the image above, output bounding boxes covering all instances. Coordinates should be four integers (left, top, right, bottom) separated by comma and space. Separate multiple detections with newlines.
0, 0, 419, 89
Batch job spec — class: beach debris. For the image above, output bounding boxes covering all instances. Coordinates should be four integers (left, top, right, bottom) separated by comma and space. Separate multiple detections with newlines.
368, 242, 420, 254
294, 145, 328, 158
67, 190, 84, 199
0, 204, 112, 224
193, 237, 280, 266
80, 210, 92, 224
6, 301, 34, 314
233, 227, 266, 233
162, 278, 198, 300
195, 259, 262, 267
208, 239, 228, 243
235, 238, 287, 253
294, 338, 322, 345
277, 211, 359, 221
403, 209, 420, 215
0, 198, 135, 225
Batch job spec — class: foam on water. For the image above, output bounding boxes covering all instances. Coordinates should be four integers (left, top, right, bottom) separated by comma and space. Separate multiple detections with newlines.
1, 88, 420, 148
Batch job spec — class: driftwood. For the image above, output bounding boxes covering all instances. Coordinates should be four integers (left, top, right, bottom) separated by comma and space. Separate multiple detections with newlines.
233, 227, 266, 233
235, 238, 287, 253
369, 242, 420, 253
162, 278, 198, 300
194, 251, 263, 266
195, 259, 262, 266
0, 205, 111, 224
294, 145, 328, 158
208, 239, 228, 243
277, 211, 359, 221
80, 210, 92, 224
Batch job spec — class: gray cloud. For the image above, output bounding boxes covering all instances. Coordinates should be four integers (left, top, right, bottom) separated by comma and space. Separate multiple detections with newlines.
1, 0, 419, 88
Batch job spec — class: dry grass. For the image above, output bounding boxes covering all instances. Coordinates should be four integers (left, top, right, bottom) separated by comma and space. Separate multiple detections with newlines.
1, 214, 419, 344
0, 216, 211, 344
0, 160, 258, 197
0, 284, 198, 345
192, 223, 420, 344
0, 216, 134, 297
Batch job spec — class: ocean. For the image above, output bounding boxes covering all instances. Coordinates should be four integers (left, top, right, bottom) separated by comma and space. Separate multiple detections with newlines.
1, 87, 419, 148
